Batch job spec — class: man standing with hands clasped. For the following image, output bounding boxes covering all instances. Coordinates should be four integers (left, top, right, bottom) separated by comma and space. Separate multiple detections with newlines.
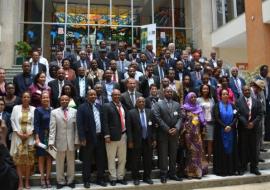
153, 87, 182, 183
48, 95, 79, 189
126, 97, 156, 185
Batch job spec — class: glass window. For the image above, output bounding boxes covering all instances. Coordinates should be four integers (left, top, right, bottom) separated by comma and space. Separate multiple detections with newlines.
133, 0, 152, 26
66, 24, 88, 54
175, 29, 189, 51
43, 24, 65, 61
154, 0, 173, 27
90, 0, 110, 25
174, 0, 185, 27
133, 27, 141, 48
156, 28, 173, 54
216, 0, 224, 27
111, 27, 132, 44
225, 0, 235, 23
20, 24, 42, 50
24, 0, 42, 22
236, 0, 245, 16
112, 0, 131, 26
44, 0, 66, 23
67, 0, 88, 24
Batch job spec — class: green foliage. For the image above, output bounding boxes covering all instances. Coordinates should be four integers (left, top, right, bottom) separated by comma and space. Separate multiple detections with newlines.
15, 41, 31, 58
241, 66, 260, 84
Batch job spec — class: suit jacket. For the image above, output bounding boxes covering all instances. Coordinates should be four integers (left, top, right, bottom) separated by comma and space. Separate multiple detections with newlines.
236, 96, 262, 131
139, 75, 160, 97
50, 60, 62, 68
97, 57, 110, 71
72, 77, 92, 104
164, 58, 176, 69
181, 59, 193, 71
48, 107, 79, 151
77, 102, 103, 144
137, 61, 150, 74
126, 108, 156, 148
229, 77, 246, 98
30, 62, 47, 74
13, 73, 34, 97
101, 81, 120, 99
73, 59, 91, 71
153, 65, 168, 82
116, 59, 131, 74
209, 59, 217, 68
102, 102, 127, 141
153, 99, 182, 134
175, 69, 190, 81
48, 79, 72, 108
190, 71, 204, 88
120, 91, 143, 110
144, 50, 155, 63
107, 50, 119, 60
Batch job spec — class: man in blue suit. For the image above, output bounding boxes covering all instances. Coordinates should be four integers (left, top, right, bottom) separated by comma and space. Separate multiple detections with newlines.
229, 67, 246, 99
76, 89, 107, 188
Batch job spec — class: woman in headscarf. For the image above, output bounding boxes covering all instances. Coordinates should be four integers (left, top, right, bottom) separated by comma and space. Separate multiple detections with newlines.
213, 88, 239, 176
181, 92, 208, 179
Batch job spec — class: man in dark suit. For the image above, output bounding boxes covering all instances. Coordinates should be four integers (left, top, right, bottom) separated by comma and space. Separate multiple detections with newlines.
153, 87, 182, 183
208, 51, 217, 68
107, 42, 118, 60
139, 65, 160, 97
126, 97, 156, 185
58, 41, 76, 64
50, 50, 63, 68
109, 60, 123, 83
137, 53, 150, 74
72, 67, 92, 105
128, 46, 141, 62
73, 50, 91, 72
103, 89, 128, 186
97, 49, 110, 71
145, 84, 159, 109
168, 43, 180, 60
94, 83, 109, 106
101, 70, 120, 102
77, 90, 107, 188
190, 62, 204, 89
13, 61, 34, 97
144, 44, 155, 63
236, 85, 263, 175
229, 67, 246, 99
181, 50, 193, 71
30, 51, 47, 76
120, 78, 142, 111
175, 60, 189, 82
153, 57, 167, 84
256, 65, 270, 141
164, 49, 176, 69
48, 68, 71, 108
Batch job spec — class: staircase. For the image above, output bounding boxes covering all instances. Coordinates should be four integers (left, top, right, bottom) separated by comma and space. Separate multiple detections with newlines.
5, 65, 22, 83
29, 142, 270, 189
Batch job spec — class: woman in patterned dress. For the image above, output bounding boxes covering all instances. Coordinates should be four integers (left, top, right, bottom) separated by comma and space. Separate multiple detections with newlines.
10, 91, 36, 189
181, 92, 208, 179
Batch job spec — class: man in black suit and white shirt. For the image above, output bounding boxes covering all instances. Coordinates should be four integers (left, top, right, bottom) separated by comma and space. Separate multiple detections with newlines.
236, 85, 263, 175
103, 89, 128, 186
30, 51, 47, 77
153, 87, 182, 183
126, 97, 156, 185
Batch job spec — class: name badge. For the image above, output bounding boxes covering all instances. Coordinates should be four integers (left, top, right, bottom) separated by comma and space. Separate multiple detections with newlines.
173, 111, 178, 116
36, 90, 42, 94
148, 121, 152, 126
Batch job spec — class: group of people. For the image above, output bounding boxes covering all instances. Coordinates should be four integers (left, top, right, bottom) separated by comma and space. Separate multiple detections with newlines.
0, 40, 269, 190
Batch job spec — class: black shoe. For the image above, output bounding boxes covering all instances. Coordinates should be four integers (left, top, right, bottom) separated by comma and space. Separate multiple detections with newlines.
68, 182, 75, 188
260, 149, 267, 152
251, 170, 261, 175
83, 182, 90, 189
117, 179, 128, 185
143, 178, 154, 185
133, 180, 140, 185
97, 180, 107, 187
160, 177, 167, 184
259, 159, 265, 163
110, 180, 117, 186
169, 175, 182, 181
56, 183, 65, 189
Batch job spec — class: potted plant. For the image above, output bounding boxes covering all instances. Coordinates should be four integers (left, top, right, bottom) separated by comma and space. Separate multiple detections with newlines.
15, 41, 31, 65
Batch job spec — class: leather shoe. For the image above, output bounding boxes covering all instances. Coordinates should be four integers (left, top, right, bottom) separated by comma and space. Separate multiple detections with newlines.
97, 180, 107, 187
117, 179, 128, 185
84, 182, 90, 189
259, 159, 265, 163
160, 177, 167, 184
56, 183, 65, 189
133, 180, 140, 185
68, 182, 75, 188
169, 175, 182, 181
110, 180, 116, 186
143, 178, 154, 185
260, 149, 267, 152
251, 170, 261, 175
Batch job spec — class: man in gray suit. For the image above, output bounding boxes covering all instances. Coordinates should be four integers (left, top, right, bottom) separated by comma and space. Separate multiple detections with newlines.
117, 51, 130, 75
48, 95, 79, 189
153, 87, 182, 183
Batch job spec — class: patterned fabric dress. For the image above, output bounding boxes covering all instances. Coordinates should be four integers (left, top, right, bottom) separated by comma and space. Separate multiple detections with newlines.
181, 110, 208, 178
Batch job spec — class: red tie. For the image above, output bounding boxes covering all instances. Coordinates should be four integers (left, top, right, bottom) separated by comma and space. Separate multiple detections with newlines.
112, 73, 116, 82
117, 105, 125, 132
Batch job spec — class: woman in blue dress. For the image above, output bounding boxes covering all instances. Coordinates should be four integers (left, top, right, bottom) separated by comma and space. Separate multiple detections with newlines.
34, 91, 52, 188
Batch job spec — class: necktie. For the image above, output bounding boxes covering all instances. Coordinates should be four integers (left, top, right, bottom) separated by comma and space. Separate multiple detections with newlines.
112, 72, 116, 82
59, 81, 63, 97
117, 105, 125, 132
160, 67, 164, 79
130, 92, 135, 106
63, 108, 68, 121
83, 61, 87, 69
246, 99, 251, 121
140, 110, 147, 139
234, 78, 241, 95
196, 72, 201, 80
93, 104, 101, 133
121, 61, 124, 73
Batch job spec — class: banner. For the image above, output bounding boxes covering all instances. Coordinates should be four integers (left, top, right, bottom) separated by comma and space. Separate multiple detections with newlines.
141, 24, 156, 54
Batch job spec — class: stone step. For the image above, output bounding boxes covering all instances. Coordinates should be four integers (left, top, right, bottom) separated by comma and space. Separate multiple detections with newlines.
29, 159, 270, 186
30, 170, 270, 190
